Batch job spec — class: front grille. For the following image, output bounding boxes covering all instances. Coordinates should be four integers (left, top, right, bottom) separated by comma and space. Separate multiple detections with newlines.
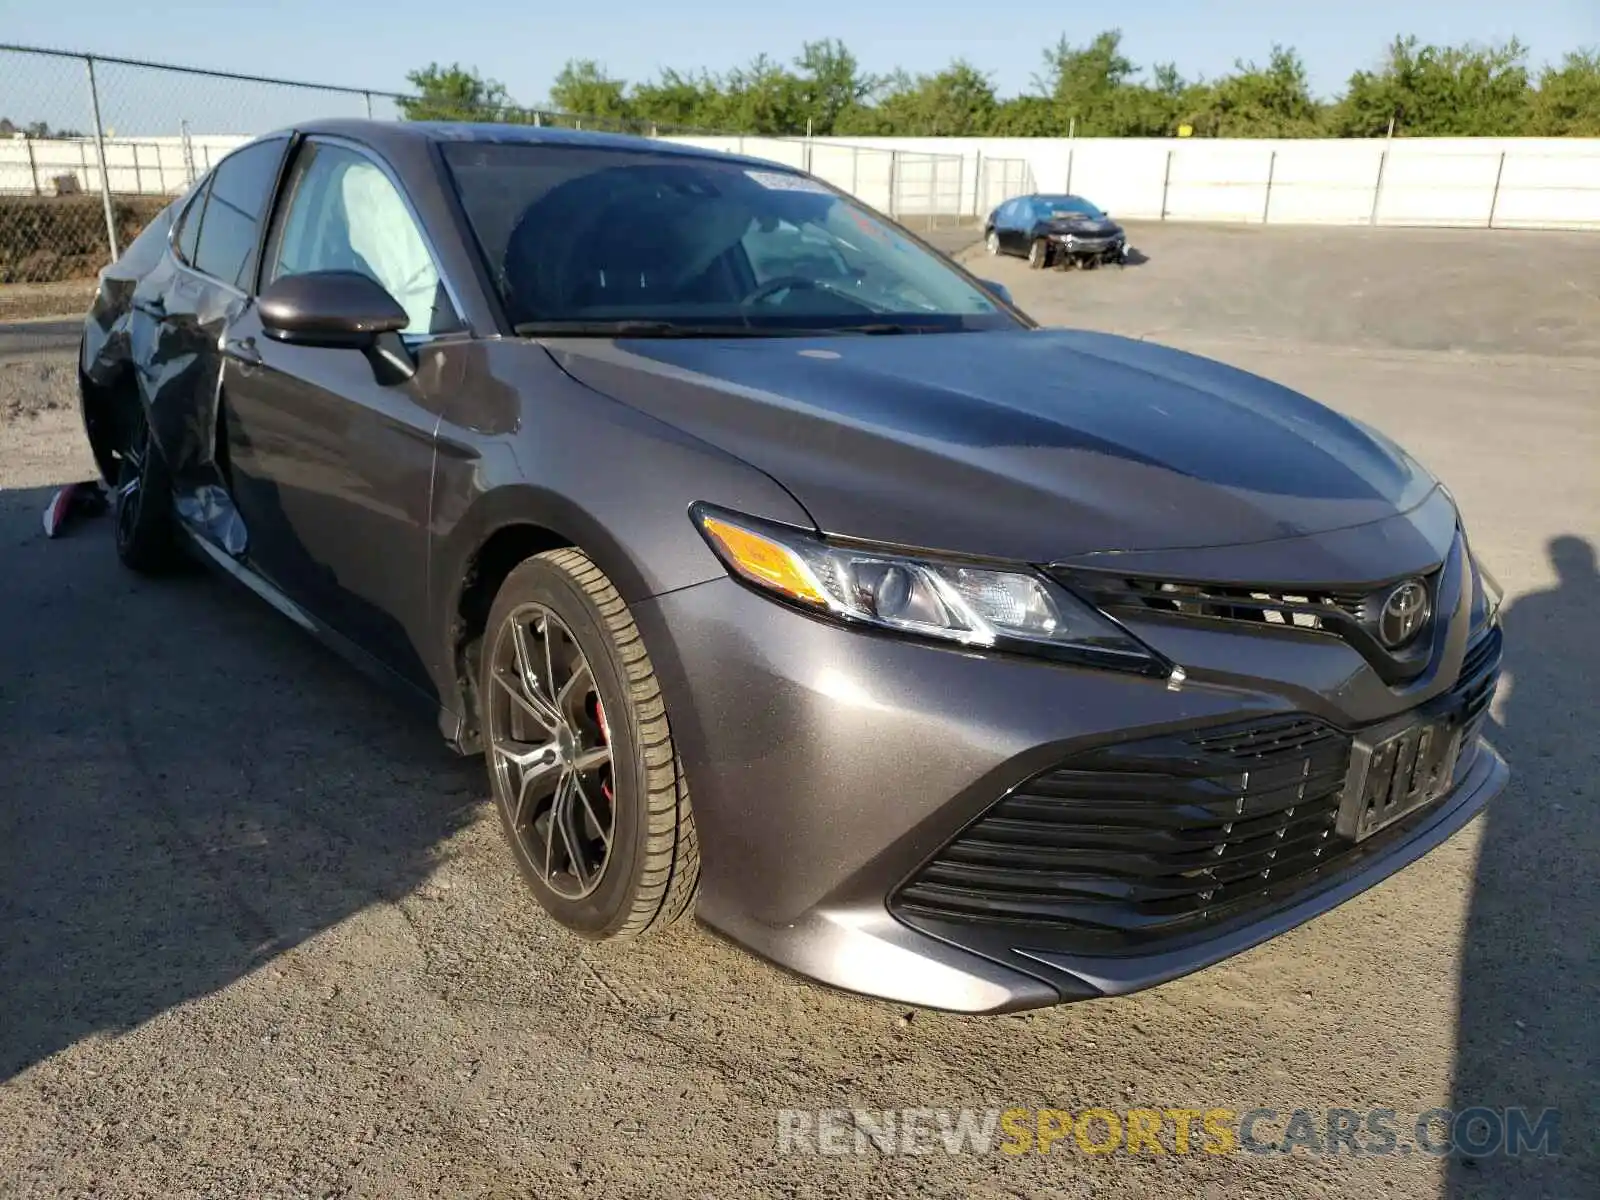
893, 634, 1502, 952
1059, 572, 1373, 633
893, 715, 1354, 947
1450, 625, 1503, 748
1051, 565, 1445, 685
1457, 625, 1502, 726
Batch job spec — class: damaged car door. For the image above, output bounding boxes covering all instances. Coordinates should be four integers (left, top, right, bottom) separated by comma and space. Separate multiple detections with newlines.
139, 136, 290, 552
217, 136, 463, 693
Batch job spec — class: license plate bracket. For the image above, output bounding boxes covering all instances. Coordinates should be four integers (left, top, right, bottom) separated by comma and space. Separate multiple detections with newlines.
1337, 717, 1461, 842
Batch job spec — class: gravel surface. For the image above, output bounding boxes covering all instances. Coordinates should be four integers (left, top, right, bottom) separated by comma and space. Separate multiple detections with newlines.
1, 223, 1595, 1200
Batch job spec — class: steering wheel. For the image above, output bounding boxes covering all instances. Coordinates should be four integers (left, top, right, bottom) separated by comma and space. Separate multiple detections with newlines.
740, 275, 824, 307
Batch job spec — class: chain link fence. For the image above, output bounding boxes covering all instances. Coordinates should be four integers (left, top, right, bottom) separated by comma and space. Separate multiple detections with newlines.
1, 43, 1033, 292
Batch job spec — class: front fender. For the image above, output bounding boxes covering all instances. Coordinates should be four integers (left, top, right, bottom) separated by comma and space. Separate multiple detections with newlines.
425, 338, 816, 733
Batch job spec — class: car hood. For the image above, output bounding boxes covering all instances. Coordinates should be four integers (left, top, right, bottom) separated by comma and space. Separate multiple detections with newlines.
545, 328, 1437, 563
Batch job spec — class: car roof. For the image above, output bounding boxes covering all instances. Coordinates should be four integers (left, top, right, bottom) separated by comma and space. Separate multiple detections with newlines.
280, 118, 787, 171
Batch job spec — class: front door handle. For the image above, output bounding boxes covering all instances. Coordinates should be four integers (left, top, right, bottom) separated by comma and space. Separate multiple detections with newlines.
224, 337, 263, 367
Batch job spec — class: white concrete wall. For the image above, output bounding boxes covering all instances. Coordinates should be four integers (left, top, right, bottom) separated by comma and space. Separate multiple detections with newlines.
6, 132, 1598, 231
0, 135, 249, 197
775, 135, 1600, 230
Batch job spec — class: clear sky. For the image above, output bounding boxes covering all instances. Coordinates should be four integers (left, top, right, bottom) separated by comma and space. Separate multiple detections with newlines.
5, 0, 1598, 126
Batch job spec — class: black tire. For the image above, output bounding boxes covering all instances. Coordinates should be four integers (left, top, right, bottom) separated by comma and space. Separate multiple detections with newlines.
481, 548, 699, 940
1027, 238, 1049, 270
984, 229, 1000, 256
113, 400, 183, 574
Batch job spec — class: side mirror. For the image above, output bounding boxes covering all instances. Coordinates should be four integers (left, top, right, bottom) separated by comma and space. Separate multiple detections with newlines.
258, 270, 415, 384
979, 278, 1014, 307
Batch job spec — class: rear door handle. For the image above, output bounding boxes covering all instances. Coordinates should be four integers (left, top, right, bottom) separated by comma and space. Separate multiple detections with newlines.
224, 337, 263, 367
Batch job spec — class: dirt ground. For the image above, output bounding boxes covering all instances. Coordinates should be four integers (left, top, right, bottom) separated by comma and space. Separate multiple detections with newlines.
0, 222, 1595, 1200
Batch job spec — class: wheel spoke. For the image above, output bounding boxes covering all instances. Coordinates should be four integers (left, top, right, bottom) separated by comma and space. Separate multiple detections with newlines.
555, 657, 592, 711
510, 620, 551, 701
492, 665, 561, 734
569, 769, 611, 849
490, 603, 617, 901
495, 736, 559, 770
550, 770, 592, 887
511, 754, 561, 828
538, 615, 558, 713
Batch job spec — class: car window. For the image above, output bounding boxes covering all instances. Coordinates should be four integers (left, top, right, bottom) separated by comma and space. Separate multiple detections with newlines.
1040, 195, 1106, 220
191, 138, 286, 290
442, 141, 1017, 335
173, 175, 210, 266
266, 140, 455, 337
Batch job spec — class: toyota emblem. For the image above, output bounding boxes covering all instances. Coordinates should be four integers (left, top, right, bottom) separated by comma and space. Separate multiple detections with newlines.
1378, 579, 1431, 648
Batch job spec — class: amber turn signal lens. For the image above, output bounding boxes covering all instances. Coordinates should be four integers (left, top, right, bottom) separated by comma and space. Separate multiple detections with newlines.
700, 515, 828, 607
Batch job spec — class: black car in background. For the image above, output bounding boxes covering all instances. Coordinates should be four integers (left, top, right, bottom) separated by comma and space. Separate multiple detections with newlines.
985, 193, 1128, 269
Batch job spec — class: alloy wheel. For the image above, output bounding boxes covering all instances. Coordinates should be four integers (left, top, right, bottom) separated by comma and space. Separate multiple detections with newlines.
487, 602, 616, 900
985, 231, 999, 255
114, 408, 149, 548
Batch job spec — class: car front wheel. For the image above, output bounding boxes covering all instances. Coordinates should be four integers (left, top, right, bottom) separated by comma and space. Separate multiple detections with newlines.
985, 229, 1000, 255
480, 548, 699, 940
1027, 238, 1049, 269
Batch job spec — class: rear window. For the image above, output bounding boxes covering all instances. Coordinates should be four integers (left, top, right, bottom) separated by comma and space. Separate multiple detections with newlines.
192, 138, 287, 289
1040, 196, 1105, 220
174, 176, 209, 265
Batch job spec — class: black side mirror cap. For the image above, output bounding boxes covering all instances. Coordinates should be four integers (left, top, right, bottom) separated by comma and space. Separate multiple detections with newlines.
259, 270, 408, 346
258, 270, 415, 383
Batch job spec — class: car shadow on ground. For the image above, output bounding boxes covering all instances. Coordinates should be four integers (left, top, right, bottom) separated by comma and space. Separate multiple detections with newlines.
1447, 535, 1598, 1197
0, 483, 482, 1083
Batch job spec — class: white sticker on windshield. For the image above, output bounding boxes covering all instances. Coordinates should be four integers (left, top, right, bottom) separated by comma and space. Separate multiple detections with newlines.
745, 169, 832, 194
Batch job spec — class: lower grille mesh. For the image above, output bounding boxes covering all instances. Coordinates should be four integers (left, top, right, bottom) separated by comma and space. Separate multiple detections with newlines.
893, 716, 1353, 944
892, 627, 1502, 951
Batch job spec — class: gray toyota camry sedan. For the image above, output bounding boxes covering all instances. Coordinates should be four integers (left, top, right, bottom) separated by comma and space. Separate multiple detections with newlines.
79, 120, 1507, 1013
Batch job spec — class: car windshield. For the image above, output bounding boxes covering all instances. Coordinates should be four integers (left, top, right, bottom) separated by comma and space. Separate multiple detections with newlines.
1040, 196, 1105, 220
441, 141, 1019, 336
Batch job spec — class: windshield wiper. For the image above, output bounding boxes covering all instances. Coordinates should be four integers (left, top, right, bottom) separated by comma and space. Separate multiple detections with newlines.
514, 319, 969, 339
514, 320, 813, 339
845, 323, 969, 335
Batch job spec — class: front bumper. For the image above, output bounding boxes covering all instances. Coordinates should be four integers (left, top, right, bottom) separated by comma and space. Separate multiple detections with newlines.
1049, 232, 1126, 260
633, 577, 1506, 1013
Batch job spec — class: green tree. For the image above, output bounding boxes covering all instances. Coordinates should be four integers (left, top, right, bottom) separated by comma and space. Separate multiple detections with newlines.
1188, 46, 1323, 136
1332, 36, 1532, 136
1036, 30, 1137, 133
398, 63, 513, 122
631, 68, 724, 130
549, 60, 633, 124
408, 32, 1600, 139
840, 62, 998, 136
989, 95, 1069, 136
794, 39, 878, 135
1529, 50, 1600, 135
714, 54, 809, 134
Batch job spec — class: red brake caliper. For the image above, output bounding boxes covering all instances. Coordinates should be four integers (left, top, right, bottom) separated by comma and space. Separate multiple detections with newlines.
593, 696, 613, 802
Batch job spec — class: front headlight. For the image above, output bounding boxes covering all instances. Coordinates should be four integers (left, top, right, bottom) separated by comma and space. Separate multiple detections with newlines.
691, 505, 1166, 674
